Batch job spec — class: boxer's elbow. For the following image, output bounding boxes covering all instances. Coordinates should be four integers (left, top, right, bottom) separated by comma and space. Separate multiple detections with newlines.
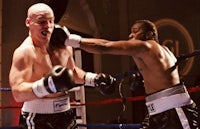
11, 89, 24, 102
12, 90, 24, 102
11, 86, 32, 102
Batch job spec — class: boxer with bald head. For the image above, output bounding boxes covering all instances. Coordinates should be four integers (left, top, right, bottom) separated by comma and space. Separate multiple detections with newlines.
63, 20, 199, 128
9, 3, 116, 129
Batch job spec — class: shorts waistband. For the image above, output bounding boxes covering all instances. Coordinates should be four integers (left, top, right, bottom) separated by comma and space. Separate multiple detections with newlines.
22, 95, 70, 114
146, 83, 187, 101
146, 85, 193, 115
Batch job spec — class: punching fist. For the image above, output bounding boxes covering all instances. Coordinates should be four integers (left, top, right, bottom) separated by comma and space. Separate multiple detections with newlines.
130, 71, 144, 91
49, 24, 82, 49
49, 24, 70, 50
94, 73, 116, 95
32, 65, 75, 97
84, 72, 116, 95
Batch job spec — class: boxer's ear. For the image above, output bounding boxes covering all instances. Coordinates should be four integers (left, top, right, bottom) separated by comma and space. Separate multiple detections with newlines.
25, 18, 30, 27
145, 31, 154, 40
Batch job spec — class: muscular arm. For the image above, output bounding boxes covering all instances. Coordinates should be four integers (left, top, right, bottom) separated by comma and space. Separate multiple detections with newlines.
65, 46, 85, 84
79, 38, 151, 57
9, 47, 37, 102
65, 45, 116, 94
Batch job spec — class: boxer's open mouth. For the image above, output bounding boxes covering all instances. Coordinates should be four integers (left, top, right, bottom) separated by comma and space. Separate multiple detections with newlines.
41, 31, 49, 36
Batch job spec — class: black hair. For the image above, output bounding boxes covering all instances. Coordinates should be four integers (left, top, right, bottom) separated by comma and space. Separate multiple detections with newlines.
134, 20, 159, 42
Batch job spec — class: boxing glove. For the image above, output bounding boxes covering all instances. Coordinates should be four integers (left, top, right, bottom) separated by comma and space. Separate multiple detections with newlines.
32, 65, 75, 97
84, 72, 116, 95
130, 71, 144, 91
65, 34, 82, 48
49, 24, 82, 49
49, 24, 70, 50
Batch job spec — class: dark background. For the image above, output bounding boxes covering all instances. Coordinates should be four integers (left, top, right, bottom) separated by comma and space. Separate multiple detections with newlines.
2, 0, 200, 127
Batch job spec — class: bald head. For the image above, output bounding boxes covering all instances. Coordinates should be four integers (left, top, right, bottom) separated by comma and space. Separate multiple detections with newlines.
27, 3, 54, 19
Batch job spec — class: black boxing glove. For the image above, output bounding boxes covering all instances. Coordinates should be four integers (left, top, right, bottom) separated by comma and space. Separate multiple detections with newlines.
130, 71, 144, 91
95, 73, 116, 95
32, 65, 75, 97
49, 24, 82, 49
84, 72, 116, 95
49, 24, 70, 50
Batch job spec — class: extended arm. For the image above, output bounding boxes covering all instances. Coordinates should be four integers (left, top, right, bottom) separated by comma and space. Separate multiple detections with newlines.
51, 24, 152, 58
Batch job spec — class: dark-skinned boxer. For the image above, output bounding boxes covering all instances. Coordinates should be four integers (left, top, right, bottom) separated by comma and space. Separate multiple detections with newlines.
61, 20, 199, 129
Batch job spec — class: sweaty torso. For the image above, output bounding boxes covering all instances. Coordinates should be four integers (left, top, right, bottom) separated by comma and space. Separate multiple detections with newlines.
133, 41, 180, 94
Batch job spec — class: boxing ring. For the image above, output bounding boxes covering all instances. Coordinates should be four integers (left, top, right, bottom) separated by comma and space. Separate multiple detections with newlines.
0, 50, 200, 129
0, 85, 200, 129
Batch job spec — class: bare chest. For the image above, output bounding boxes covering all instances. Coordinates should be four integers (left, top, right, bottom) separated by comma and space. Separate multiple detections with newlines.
32, 48, 71, 78
50, 49, 70, 66
33, 53, 52, 77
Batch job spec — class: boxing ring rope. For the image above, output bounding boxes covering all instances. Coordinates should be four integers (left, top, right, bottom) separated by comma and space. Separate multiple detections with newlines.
0, 124, 141, 129
0, 86, 199, 108
0, 126, 25, 129
77, 123, 142, 128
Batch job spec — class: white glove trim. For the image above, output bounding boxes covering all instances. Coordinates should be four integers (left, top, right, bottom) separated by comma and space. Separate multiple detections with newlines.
84, 72, 97, 87
32, 78, 50, 98
65, 34, 82, 48
48, 76, 57, 93
54, 24, 70, 36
